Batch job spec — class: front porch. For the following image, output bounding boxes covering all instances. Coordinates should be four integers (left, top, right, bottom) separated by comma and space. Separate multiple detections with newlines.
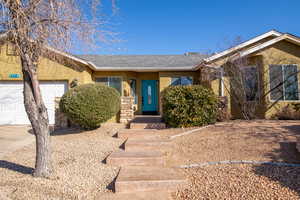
94, 71, 200, 118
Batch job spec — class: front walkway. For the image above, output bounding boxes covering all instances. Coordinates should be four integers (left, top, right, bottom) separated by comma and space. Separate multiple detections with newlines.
0, 126, 34, 159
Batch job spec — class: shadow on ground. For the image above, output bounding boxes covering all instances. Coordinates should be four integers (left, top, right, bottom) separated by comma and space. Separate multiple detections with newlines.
252, 123, 300, 196
0, 160, 33, 174
27, 126, 85, 136
50, 128, 84, 136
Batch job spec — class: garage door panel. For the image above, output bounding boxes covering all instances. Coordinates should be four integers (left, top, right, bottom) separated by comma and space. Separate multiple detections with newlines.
0, 81, 67, 125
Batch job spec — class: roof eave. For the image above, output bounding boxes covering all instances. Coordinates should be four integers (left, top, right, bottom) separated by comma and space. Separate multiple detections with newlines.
236, 34, 300, 59
93, 66, 197, 72
203, 30, 283, 64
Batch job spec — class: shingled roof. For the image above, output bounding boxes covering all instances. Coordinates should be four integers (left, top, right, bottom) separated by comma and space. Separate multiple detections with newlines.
77, 54, 207, 71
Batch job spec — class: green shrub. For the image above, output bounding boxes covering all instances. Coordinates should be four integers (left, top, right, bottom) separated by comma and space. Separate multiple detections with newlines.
162, 85, 218, 127
60, 84, 120, 130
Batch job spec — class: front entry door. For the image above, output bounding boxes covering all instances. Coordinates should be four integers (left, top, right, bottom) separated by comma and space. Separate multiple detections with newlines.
142, 80, 158, 113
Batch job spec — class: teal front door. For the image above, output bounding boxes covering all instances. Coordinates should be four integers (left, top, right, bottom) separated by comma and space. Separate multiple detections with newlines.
142, 80, 158, 112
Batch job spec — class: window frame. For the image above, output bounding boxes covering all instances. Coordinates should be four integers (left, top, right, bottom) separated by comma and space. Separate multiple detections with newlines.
170, 76, 193, 86
241, 65, 260, 102
95, 76, 123, 96
269, 64, 300, 102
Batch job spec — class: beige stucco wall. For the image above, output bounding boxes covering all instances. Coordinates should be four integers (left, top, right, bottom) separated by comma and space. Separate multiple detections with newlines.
257, 40, 300, 118
0, 43, 92, 85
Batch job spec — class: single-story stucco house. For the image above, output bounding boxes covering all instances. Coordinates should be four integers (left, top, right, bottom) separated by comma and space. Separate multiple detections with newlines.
0, 30, 300, 125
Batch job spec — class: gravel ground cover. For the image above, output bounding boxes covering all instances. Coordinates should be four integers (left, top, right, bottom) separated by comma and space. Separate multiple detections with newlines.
0, 123, 125, 200
169, 120, 300, 200
173, 164, 300, 200
168, 120, 300, 166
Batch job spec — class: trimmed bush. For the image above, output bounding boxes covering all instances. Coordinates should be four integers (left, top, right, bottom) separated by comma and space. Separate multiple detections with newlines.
162, 85, 218, 127
60, 84, 120, 130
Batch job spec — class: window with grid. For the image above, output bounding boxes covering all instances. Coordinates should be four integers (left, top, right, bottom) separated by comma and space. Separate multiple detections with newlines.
269, 64, 299, 101
95, 77, 122, 94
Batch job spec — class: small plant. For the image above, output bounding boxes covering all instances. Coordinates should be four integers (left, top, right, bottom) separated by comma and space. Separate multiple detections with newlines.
271, 104, 300, 120
60, 84, 120, 130
162, 85, 218, 127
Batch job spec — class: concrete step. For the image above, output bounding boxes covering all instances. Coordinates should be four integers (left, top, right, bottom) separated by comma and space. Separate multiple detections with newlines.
117, 129, 162, 139
115, 166, 187, 193
106, 151, 165, 166
100, 191, 172, 200
130, 122, 166, 130
125, 138, 172, 152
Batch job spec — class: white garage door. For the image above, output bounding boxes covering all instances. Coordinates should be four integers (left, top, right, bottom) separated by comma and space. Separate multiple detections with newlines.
0, 81, 67, 125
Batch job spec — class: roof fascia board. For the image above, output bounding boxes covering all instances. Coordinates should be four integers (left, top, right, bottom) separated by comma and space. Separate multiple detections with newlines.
237, 34, 300, 58
93, 66, 196, 72
45, 46, 91, 66
203, 30, 282, 63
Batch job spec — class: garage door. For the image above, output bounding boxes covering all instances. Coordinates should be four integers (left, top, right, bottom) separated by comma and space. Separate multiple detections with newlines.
0, 81, 67, 125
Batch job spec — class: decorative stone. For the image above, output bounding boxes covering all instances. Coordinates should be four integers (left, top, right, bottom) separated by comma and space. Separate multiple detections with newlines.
120, 96, 135, 124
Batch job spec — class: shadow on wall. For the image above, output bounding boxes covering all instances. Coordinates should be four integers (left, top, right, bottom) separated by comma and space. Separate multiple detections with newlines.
252, 124, 300, 197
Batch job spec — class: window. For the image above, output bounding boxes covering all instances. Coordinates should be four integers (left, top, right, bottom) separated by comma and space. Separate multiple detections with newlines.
95, 77, 122, 94
129, 79, 138, 104
171, 76, 193, 86
241, 66, 258, 101
269, 64, 299, 101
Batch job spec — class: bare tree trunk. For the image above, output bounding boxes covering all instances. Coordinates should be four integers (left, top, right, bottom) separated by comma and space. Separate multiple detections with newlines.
21, 52, 52, 178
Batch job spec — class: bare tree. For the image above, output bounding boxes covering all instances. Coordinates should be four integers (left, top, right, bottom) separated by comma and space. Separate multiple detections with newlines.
0, 0, 114, 178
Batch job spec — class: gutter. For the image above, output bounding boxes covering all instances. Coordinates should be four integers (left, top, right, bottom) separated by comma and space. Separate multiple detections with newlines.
89, 66, 198, 72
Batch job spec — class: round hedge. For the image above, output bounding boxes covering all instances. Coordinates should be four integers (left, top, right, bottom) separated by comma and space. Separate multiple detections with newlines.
162, 85, 218, 128
60, 84, 120, 130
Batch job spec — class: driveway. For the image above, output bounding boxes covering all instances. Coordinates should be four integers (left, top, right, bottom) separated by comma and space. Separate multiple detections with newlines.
0, 126, 34, 159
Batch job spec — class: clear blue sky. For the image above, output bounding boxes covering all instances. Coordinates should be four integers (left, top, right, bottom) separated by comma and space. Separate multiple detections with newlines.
75, 0, 300, 55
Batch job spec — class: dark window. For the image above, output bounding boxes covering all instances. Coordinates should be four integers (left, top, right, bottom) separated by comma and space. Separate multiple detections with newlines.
171, 76, 193, 86
269, 65, 299, 101
95, 77, 122, 94
241, 67, 258, 101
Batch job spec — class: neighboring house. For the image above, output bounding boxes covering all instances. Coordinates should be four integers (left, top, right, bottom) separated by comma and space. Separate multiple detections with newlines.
0, 30, 300, 125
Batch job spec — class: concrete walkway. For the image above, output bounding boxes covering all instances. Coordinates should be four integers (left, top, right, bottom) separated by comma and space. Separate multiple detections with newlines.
0, 126, 34, 159
105, 116, 187, 199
